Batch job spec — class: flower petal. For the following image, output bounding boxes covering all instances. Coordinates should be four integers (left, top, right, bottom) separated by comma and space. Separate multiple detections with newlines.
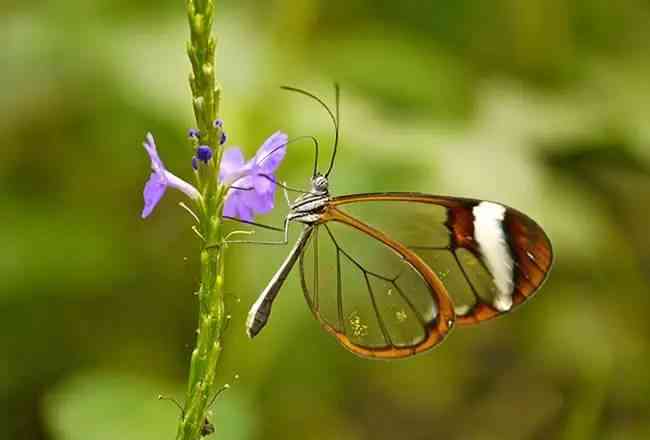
218, 131, 287, 221
164, 171, 200, 200
141, 132, 201, 218
242, 189, 265, 212
143, 133, 165, 174
224, 191, 254, 222
255, 131, 287, 174
223, 191, 239, 218
219, 147, 246, 183
244, 186, 275, 214
236, 202, 254, 222
142, 172, 167, 218
223, 178, 274, 220
252, 172, 275, 194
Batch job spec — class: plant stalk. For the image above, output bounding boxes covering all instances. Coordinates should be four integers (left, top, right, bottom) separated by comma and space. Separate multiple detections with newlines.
176, 1, 227, 439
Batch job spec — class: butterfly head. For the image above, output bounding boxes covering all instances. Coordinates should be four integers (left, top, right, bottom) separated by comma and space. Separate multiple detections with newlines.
311, 174, 329, 195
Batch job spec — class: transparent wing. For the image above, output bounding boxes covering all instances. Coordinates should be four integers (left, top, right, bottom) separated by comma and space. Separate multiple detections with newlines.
299, 217, 455, 359
328, 193, 553, 326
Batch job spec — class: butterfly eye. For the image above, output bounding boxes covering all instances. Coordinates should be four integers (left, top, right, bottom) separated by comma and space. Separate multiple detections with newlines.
313, 175, 328, 191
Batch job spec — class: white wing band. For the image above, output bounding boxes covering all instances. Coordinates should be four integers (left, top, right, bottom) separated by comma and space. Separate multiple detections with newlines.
473, 202, 514, 312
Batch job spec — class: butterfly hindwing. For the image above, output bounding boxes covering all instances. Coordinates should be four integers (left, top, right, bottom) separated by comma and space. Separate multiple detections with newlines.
299, 209, 455, 359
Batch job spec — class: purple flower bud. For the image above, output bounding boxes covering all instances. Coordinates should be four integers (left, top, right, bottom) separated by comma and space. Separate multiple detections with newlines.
214, 119, 224, 128
188, 128, 200, 139
191, 156, 199, 170
220, 131, 227, 145
196, 145, 213, 163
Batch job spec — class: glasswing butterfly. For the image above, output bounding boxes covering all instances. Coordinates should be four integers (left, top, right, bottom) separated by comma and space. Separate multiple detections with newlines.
236, 85, 553, 359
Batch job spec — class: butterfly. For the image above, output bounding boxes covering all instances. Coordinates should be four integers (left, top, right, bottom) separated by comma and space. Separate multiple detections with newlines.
240, 85, 553, 359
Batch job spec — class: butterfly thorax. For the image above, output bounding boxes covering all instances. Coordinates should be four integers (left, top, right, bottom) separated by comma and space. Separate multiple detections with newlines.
287, 175, 329, 225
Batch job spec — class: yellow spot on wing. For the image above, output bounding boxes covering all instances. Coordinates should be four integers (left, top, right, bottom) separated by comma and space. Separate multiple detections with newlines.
348, 311, 368, 338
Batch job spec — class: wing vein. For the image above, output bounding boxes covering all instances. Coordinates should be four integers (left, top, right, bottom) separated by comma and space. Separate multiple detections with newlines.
514, 259, 534, 283
452, 250, 481, 304
323, 225, 394, 282
364, 273, 393, 347
392, 281, 428, 327
336, 248, 344, 332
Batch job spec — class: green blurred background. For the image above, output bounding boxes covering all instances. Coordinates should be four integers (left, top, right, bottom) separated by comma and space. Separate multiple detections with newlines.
2, 1, 650, 439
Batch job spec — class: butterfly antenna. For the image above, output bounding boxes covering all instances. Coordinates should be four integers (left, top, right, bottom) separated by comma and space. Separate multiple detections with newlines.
257, 135, 320, 179
302, 136, 320, 178
257, 174, 311, 195
281, 85, 339, 178
324, 83, 340, 178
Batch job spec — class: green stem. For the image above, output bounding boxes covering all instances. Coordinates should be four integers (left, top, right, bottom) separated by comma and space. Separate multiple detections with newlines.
176, 2, 227, 440
176, 236, 225, 440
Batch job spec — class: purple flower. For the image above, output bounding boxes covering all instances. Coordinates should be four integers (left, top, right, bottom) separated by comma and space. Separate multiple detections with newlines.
219, 131, 288, 221
141, 133, 200, 218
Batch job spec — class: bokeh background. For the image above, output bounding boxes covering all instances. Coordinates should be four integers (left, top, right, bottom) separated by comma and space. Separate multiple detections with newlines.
2, 1, 650, 439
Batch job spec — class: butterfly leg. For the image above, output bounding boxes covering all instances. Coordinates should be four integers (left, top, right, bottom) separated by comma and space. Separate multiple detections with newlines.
282, 182, 291, 207
223, 217, 290, 246
223, 215, 285, 232
221, 182, 291, 233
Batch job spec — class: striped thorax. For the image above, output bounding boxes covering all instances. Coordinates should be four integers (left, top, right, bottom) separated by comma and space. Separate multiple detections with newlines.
288, 175, 330, 224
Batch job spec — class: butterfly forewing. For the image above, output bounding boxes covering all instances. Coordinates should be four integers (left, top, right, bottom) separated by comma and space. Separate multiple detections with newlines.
328, 193, 553, 325
299, 219, 454, 359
